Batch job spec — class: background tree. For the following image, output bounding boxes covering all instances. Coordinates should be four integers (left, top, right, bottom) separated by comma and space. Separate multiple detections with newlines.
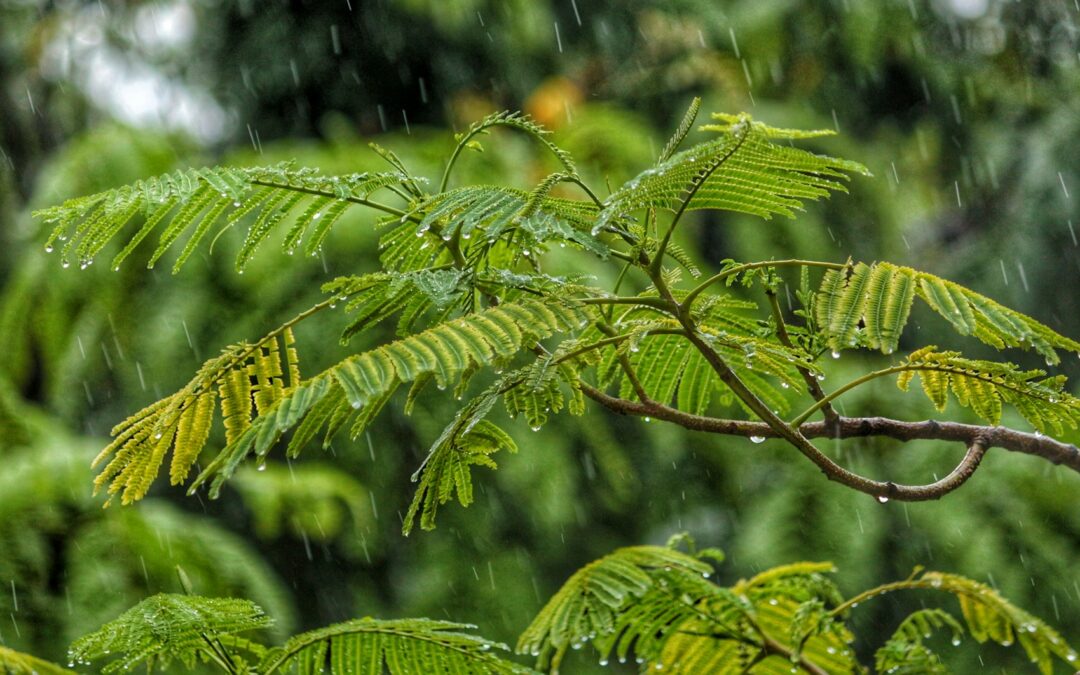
0, 1, 1077, 672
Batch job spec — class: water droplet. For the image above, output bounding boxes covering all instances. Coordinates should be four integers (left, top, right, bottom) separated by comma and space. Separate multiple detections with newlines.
257, 463, 267, 472
531, 426, 541, 432
749, 435, 765, 444
61, 260, 70, 269
44, 245, 53, 253
312, 211, 322, 219
780, 382, 789, 389
831, 350, 841, 359
876, 494, 889, 504
951, 637, 962, 646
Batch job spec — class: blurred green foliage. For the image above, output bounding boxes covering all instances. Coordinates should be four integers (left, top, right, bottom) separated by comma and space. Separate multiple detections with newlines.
0, 0, 1077, 672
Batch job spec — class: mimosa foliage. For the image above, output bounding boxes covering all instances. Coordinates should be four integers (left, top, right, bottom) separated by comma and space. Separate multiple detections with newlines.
35, 102, 1080, 539
517, 538, 1078, 675
68, 594, 273, 674
65, 540, 1077, 674
70, 594, 536, 675
258, 618, 536, 675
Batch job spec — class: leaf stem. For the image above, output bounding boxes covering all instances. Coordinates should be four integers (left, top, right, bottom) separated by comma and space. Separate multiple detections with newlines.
790, 366, 910, 427
650, 125, 750, 276
250, 180, 414, 221
684, 259, 846, 308
579, 296, 676, 312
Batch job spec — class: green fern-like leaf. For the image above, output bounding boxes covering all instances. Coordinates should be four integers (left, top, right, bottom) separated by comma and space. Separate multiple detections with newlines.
168, 296, 586, 505
450, 110, 576, 176
259, 617, 537, 674
817, 261, 1080, 362
924, 571, 1078, 674
874, 609, 963, 675
0, 646, 74, 674
409, 185, 607, 258
597, 307, 814, 416
403, 415, 516, 534
658, 97, 702, 164
331, 296, 587, 408
515, 543, 713, 672
33, 164, 414, 272
68, 594, 273, 674
596, 113, 869, 231
896, 348, 1080, 433
93, 332, 301, 505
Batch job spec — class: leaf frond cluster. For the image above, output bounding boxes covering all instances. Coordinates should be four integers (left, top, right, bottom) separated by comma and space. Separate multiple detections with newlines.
817, 261, 1080, 362
260, 617, 537, 674
861, 570, 1079, 675
67, 594, 272, 674
897, 347, 1080, 433
518, 540, 1079, 674
596, 113, 869, 231
35, 163, 415, 272
92, 328, 303, 505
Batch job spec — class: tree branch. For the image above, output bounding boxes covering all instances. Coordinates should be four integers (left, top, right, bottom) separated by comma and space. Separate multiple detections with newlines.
578, 383, 1080, 500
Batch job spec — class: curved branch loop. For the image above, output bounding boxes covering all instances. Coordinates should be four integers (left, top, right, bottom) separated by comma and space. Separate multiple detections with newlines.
579, 382, 1075, 502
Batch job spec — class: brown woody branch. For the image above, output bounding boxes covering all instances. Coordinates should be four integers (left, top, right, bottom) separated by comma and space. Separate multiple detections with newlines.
579, 382, 1079, 501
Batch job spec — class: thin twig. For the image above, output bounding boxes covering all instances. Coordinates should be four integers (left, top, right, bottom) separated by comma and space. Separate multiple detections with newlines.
765, 289, 838, 427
